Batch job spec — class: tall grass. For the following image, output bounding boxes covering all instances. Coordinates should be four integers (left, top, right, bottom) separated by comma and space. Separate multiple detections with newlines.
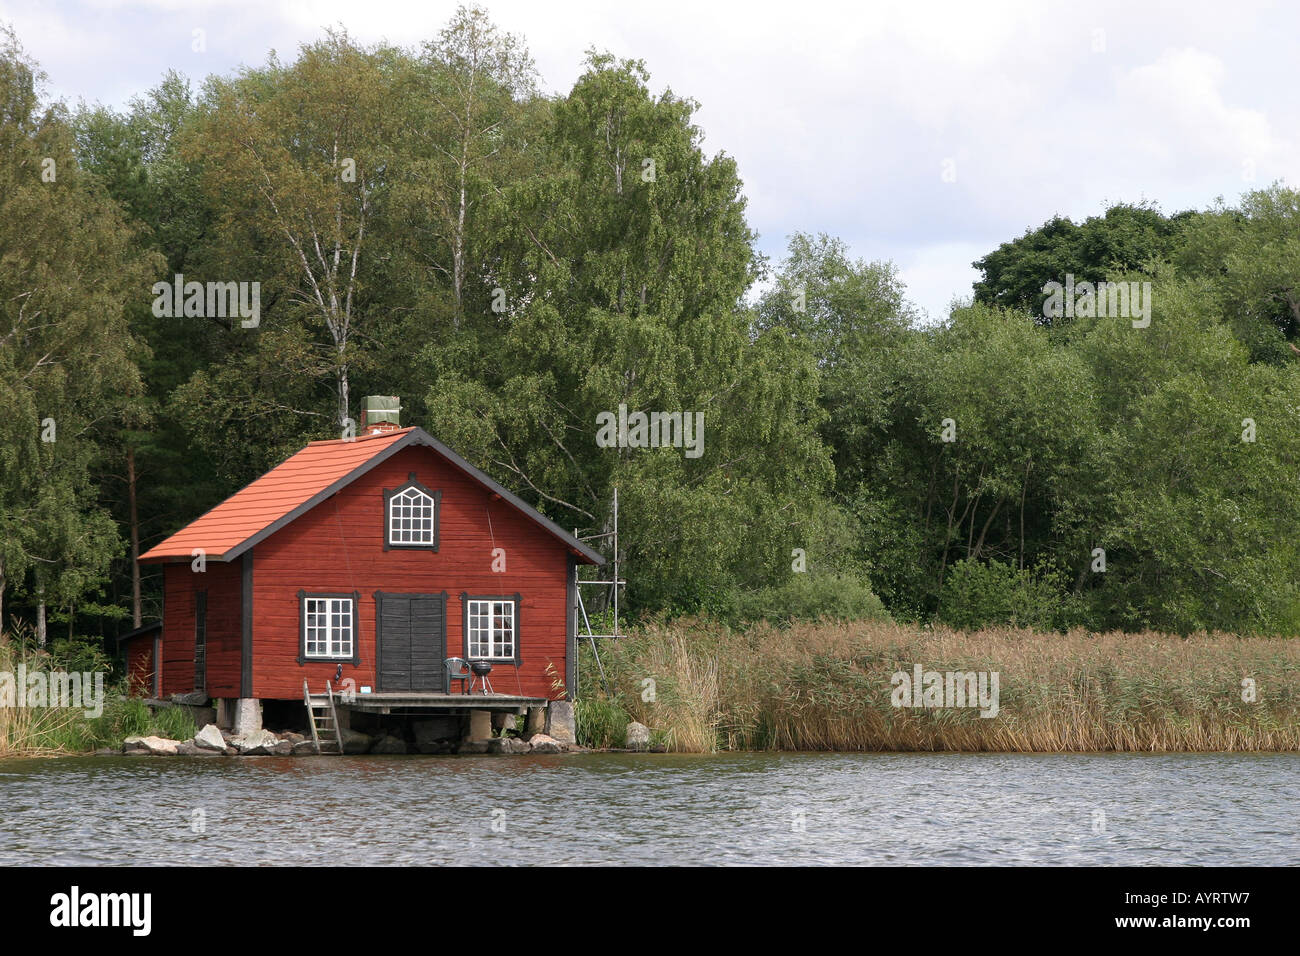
579, 619, 1300, 753
0, 631, 195, 757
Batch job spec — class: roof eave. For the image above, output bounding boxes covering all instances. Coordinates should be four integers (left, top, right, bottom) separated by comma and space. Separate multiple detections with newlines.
144, 427, 606, 567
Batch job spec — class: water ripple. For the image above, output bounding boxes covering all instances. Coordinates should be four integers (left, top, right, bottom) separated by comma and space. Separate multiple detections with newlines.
0, 752, 1295, 865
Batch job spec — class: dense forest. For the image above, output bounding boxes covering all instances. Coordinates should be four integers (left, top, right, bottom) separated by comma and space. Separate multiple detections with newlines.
2, 7, 1298, 653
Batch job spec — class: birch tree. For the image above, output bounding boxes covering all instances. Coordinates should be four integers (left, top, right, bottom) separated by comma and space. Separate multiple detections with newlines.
190, 30, 396, 430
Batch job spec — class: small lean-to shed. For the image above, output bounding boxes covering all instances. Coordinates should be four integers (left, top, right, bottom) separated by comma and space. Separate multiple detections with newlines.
115, 621, 163, 698
137, 401, 603, 716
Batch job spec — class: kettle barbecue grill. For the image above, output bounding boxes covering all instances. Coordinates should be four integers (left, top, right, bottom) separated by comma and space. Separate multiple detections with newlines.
468, 659, 494, 695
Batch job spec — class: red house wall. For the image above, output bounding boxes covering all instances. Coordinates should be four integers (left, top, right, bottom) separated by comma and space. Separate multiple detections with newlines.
125, 638, 154, 697
159, 560, 243, 698
250, 444, 573, 700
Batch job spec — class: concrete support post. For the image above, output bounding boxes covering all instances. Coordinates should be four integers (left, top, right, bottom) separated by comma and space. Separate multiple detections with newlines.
465, 709, 492, 742
232, 698, 262, 735
525, 706, 546, 738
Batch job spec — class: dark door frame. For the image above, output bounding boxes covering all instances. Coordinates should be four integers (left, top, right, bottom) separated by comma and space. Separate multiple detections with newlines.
194, 589, 207, 695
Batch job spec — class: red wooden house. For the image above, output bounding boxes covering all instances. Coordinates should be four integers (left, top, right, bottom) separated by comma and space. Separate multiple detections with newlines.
133, 399, 603, 729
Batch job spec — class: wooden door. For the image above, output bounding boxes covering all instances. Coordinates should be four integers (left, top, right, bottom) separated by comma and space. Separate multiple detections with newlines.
377, 593, 446, 692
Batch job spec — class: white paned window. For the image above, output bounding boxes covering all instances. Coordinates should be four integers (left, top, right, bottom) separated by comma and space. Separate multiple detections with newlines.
304, 596, 353, 659
466, 599, 515, 660
388, 485, 436, 546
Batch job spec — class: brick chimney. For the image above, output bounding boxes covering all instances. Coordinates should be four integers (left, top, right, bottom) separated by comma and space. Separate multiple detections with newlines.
360, 395, 401, 435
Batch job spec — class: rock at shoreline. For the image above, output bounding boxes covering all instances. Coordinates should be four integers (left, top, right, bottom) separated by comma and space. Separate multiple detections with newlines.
488, 736, 530, 754
292, 739, 319, 755
625, 722, 651, 751
340, 728, 373, 754
370, 734, 407, 755
528, 733, 563, 754
230, 728, 279, 755
458, 740, 490, 754
194, 724, 226, 752
123, 735, 180, 756
413, 718, 457, 753
270, 739, 294, 756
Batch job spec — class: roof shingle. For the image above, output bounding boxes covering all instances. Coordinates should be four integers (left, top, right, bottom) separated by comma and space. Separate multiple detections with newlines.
139, 428, 411, 561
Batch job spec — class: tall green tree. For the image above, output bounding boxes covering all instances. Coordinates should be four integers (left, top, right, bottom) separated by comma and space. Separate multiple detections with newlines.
0, 28, 158, 634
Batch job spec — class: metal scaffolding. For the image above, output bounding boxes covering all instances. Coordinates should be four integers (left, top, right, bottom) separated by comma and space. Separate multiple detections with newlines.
574, 486, 625, 696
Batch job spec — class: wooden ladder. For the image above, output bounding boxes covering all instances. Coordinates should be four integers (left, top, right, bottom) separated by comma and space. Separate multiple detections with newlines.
303, 679, 345, 755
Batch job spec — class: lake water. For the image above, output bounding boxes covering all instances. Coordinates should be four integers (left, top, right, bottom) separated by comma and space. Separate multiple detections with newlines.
1, 752, 1295, 865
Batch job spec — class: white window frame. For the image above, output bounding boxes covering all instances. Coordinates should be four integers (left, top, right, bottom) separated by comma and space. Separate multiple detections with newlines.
385, 478, 440, 550
303, 595, 355, 660
466, 598, 516, 661
388, 485, 436, 546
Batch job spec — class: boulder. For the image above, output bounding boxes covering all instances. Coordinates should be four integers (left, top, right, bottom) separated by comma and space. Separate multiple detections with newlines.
194, 724, 227, 752
625, 721, 651, 751
282, 732, 305, 745
413, 718, 457, 754
171, 691, 209, 706
487, 736, 530, 754
123, 735, 180, 756
231, 728, 279, 755
175, 740, 202, 756
545, 701, 576, 744
370, 734, 408, 755
292, 739, 319, 756
528, 733, 563, 754
340, 728, 373, 755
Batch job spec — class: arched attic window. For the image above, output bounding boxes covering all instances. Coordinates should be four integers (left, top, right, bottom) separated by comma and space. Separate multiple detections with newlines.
383, 474, 441, 551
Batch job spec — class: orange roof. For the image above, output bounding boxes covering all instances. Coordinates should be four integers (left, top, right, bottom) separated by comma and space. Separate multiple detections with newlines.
139, 428, 411, 562
139, 426, 604, 565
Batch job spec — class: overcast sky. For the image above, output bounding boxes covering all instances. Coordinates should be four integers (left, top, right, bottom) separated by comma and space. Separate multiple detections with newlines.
3, 0, 1297, 320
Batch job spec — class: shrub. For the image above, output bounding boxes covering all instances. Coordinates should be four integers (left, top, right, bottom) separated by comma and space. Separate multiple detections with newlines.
724, 572, 891, 627
938, 558, 1066, 630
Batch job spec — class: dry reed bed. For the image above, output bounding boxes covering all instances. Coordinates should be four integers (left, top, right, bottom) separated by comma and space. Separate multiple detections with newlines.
0, 639, 86, 757
586, 620, 1300, 753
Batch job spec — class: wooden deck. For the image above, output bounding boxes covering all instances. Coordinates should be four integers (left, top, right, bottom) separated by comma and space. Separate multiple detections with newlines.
312, 692, 548, 715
